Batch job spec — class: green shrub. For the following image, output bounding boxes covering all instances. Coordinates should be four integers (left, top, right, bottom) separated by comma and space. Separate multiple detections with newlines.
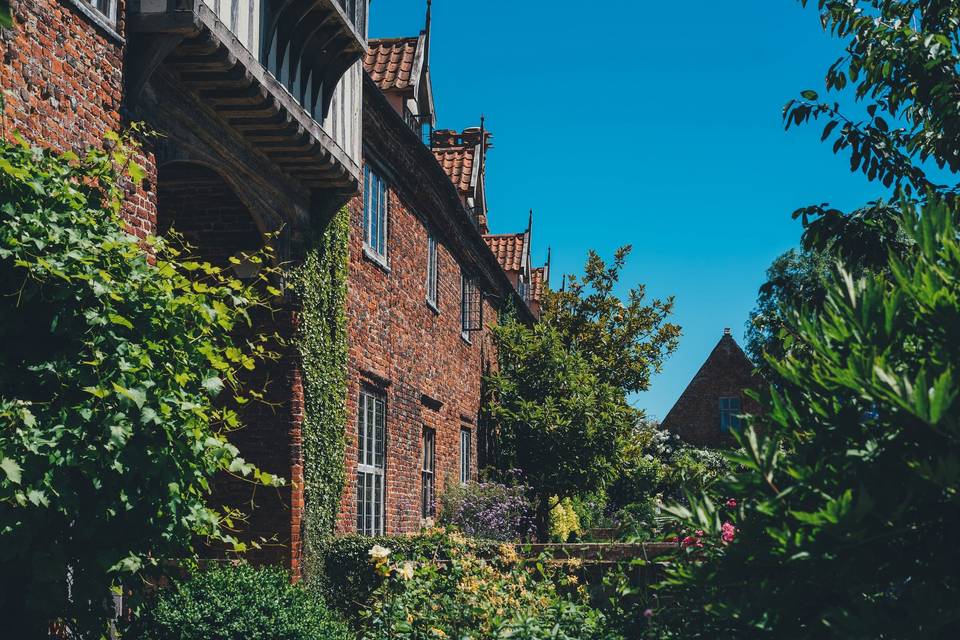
129, 563, 351, 640
359, 532, 609, 639
313, 531, 500, 627
655, 201, 960, 637
0, 131, 281, 636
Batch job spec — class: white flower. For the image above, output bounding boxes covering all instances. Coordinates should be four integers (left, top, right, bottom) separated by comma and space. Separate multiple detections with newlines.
398, 561, 415, 580
368, 544, 391, 561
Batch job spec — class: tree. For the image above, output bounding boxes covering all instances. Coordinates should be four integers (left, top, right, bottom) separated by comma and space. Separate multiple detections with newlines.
0, 133, 280, 638
653, 200, 960, 639
541, 246, 680, 395
745, 247, 831, 381
785, 0, 960, 259
486, 321, 637, 539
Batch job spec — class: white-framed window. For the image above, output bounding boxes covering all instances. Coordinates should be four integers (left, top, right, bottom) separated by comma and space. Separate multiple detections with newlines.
719, 396, 742, 433
459, 428, 472, 484
357, 389, 386, 536
426, 233, 438, 307
85, 0, 117, 23
363, 164, 388, 261
421, 427, 436, 518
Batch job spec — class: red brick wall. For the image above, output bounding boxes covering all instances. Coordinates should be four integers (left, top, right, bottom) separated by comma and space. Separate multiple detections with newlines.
0, 0, 124, 151
661, 333, 762, 448
0, 0, 160, 242
336, 186, 496, 535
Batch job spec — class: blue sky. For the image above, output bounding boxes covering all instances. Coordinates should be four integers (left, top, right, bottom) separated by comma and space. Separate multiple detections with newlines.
370, 1, 885, 420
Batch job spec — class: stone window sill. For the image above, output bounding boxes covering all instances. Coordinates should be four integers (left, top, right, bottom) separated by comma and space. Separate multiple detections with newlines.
362, 245, 391, 274
64, 0, 125, 45
425, 298, 440, 315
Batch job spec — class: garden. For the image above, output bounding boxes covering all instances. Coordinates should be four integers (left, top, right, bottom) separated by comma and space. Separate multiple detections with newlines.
2, 0, 960, 638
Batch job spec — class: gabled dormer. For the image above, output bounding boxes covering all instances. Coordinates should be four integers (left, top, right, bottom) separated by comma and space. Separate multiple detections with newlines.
432, 125, 493, 232
363, 2, 436, 143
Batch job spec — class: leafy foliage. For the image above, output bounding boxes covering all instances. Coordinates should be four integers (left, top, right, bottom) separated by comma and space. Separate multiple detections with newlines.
129, 563, 351, 640
289, 207, 350, 569
606, 422, 730, 540
785, 0, 960, 259
486, 321, 638, 538
359, 532, 608, 640
312, 531, 502, 628
0, 133, 280, 637
542, 246, 680, 394
654, 200, 960, 638
438, 480, 536, 542
745, 247, 832, 381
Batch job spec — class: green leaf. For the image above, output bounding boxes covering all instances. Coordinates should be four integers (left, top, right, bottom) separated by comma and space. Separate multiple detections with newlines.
1, 458, 22, 484
800, 89, 819, 101
112, 382, 147, 409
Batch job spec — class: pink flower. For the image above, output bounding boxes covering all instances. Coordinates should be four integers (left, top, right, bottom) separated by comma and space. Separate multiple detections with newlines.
721, 521, 736, 544
643, 608, 654, 619
695, 529, 705, 537
726, 498, 737, 509
681, 535, 703, 549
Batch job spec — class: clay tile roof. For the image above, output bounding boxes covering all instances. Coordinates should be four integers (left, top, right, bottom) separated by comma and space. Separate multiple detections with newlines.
530, 267, 547, 303
432, 146, 475, 195
483, 233, 526, 273
364, 37, 420, 92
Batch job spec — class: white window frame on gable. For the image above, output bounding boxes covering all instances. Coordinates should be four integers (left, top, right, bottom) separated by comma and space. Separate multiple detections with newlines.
357, 389, 386, 536
363, 163, 389, 263
426, 233, 439, 309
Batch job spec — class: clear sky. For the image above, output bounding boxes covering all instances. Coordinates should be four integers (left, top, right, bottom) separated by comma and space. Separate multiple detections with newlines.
369, 0, 885, 420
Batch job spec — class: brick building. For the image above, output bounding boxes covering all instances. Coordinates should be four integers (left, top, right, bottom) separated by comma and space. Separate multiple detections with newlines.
661, 329, 762, 448
1, 0, 549, 571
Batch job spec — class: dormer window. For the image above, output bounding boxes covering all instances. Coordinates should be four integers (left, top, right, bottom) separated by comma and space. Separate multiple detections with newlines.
76, 0, 117, 25
363, 164, 389, 262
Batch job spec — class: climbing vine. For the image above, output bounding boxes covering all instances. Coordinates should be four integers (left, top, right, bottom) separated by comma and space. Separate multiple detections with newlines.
290, 206, 350, 567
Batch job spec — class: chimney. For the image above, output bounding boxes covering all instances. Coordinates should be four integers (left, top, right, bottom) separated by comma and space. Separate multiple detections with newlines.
431, 129, 458, 147
460, 126, 483, 146
723, 327, 732, 336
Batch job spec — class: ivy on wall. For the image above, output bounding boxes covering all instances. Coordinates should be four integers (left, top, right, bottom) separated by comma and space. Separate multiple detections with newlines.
290, 206, 350, 569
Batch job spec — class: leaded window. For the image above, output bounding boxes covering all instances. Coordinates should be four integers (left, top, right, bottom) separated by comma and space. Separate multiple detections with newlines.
461, 274, 482, 339
363, 164, 388, 261
357, 390, 386, 535
426, 233, 438, 307
719, 396, 742, 433
421, 427, 436, 518
460, 428, 472, 484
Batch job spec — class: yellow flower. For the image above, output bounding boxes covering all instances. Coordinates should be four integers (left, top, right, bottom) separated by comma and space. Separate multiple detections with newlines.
398, 561, 415, 580
430, 628, 447, 638
406, 613, 415, 624
497, 544, 519, 564
566, 574, 579, 586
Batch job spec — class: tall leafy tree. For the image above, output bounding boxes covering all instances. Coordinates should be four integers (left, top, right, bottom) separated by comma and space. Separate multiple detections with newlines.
486, 321, 637, 539
745, 247, 831, 382
541, 246, 680, 395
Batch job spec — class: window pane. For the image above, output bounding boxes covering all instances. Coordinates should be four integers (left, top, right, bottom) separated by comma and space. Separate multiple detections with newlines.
356, 472, 365, 532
